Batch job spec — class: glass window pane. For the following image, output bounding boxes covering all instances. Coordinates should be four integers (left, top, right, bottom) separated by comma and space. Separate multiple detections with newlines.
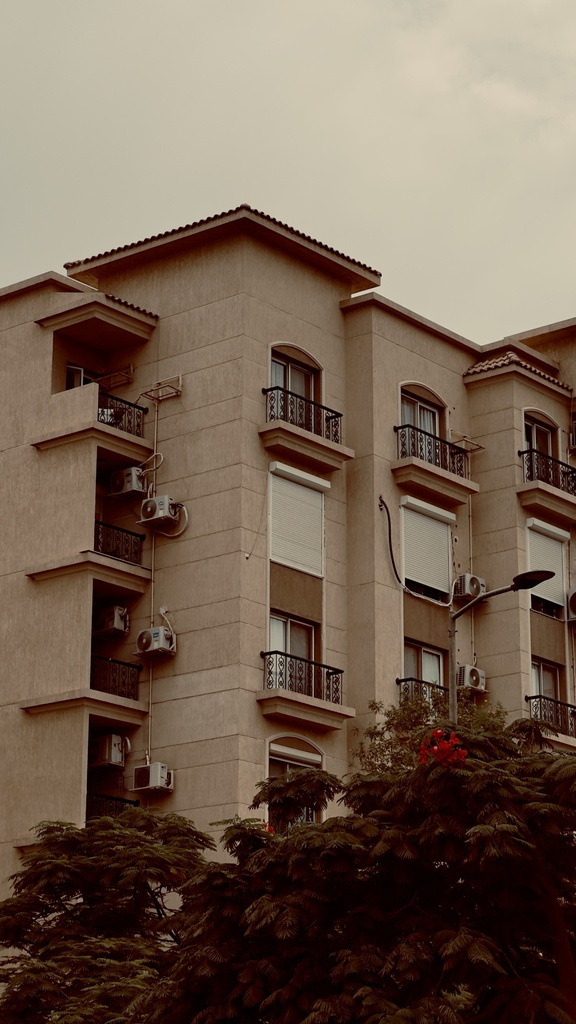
270, 616, 286, 651
534, 425, 552, 456
271, 359, 286, 389
530, 662, 540, 696
418, 405, 437, 435
401, 396, 416, 425
404, 643, 419, 678
289, 621, 313, 660
541, 665, 557, 699
290, 366, 311, 399
422, 650, 441, 685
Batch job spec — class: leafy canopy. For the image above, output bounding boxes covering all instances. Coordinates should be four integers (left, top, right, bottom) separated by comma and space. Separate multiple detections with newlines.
1, 702, 576, 1024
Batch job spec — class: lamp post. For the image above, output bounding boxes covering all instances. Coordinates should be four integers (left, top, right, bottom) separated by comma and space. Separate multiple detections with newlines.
448, 569, 555, 724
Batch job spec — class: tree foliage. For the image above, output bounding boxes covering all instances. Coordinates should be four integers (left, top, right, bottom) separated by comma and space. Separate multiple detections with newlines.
1, 704, 576, 1024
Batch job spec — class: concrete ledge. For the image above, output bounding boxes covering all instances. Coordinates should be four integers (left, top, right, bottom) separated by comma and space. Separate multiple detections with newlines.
31, 423, 154, 458
516, 480, 576, 528
258, 421, 354, 474
256, 688, 355, 731
391, 457, 479, 509
21, 689, 148, 725
26, 551, 151, 593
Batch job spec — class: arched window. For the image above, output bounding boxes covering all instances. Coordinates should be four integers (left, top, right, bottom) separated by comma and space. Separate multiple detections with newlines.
396, 385, 464, 474
267, 736, 324, 831
264, 346, 342, 443
521, 409, 561, 487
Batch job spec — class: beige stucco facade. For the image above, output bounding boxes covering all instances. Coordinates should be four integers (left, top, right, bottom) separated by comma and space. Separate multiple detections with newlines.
2, 205, 576, 890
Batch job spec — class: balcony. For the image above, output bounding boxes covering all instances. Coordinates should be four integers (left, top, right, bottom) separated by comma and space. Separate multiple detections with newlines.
257, 651, 355, 731
391, 425, 478, 509
517, 450, 576, 525
259, 388, 354, 473
395, 424, 469, 477
519, 449, 576, 494
396, 677, 448, 706
525, 694, 576, 739
98, 391, 147, 437
91, 656, 142, 701
263, 387, 342, 443
86, 793, 140, 820
262, 650, 342, 702
94, 522, 146, 565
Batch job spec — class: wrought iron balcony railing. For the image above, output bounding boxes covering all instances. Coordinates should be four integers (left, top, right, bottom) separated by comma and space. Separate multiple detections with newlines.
86, 793, 140, 820
518, 449, 576, 496
98, 390, 148, 437
262, 387, 342, 444
396, 677, 449, 704
394, 424, 469, 478
261, 650, 343, 705
91, 656, 142, 701
525, 694, 576, 738
94, 521, 146, 565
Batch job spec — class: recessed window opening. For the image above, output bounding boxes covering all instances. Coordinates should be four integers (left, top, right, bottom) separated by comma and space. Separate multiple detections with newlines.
66, 363, 103, 390
404, 641, 443, 686
401, 392, 440, 437
270, 614, 315, 662
531, 659, 559, 700
524, 415, 556, 458
267, 738, 323, 831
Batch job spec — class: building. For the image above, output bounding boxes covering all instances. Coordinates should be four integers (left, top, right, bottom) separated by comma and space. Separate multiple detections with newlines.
1, 204, 576, 887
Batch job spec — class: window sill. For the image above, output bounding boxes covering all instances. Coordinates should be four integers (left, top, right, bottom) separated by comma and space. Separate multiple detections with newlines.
258, 421, 354, 474
391, 456, 479, 509
256, 688, 355, 731
517, 480, 576, 528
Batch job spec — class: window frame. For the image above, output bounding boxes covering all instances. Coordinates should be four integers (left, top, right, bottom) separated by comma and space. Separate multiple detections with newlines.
530, 658, 560, 700
404, 640, 444, 686
400, 391, 441, 438
270, 613, 316, 662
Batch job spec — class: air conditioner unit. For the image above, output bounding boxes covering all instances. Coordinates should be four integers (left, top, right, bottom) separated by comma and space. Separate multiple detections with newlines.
92, 605, 129, 637
136, 625, 176, 656
109, 466, 146, 496
567, 586, 576, 621
89, 733, 130, 768
139, 495, 179, 528
132, 762, 174, 792
457, 665, 487, 690
454, 574, 487, 600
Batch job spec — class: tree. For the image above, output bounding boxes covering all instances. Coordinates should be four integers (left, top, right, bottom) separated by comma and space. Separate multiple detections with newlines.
0, 809, 212, 1024
1, 704, 576, 1024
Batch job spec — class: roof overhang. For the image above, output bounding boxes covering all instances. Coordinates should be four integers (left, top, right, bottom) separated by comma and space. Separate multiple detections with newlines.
65, 206, 381, 293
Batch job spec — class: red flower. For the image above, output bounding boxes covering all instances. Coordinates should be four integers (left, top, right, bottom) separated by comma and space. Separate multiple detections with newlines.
419, 730, 468, 766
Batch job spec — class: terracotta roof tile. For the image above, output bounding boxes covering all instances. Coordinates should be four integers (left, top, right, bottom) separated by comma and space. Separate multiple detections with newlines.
464, 350, 571, 391
64, 204, 380, 278
102, 293, 158, 320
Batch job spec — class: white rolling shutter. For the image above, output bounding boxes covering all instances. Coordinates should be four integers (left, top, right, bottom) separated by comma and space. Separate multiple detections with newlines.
401, 498, 454, 595
271, 474, 323, 576
528, 520, 566, 607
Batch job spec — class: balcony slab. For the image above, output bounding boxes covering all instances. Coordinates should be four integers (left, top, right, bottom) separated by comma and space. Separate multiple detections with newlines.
516, 480, 576, 527
257, 688, 355, 731
259, 421, 354, 474
391, 457, 479, 509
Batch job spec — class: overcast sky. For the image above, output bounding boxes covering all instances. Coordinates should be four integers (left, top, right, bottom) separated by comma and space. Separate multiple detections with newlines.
2, 0, 576, 344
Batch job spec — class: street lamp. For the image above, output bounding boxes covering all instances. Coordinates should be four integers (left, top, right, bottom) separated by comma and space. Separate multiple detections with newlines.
448, 569, 555, 723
